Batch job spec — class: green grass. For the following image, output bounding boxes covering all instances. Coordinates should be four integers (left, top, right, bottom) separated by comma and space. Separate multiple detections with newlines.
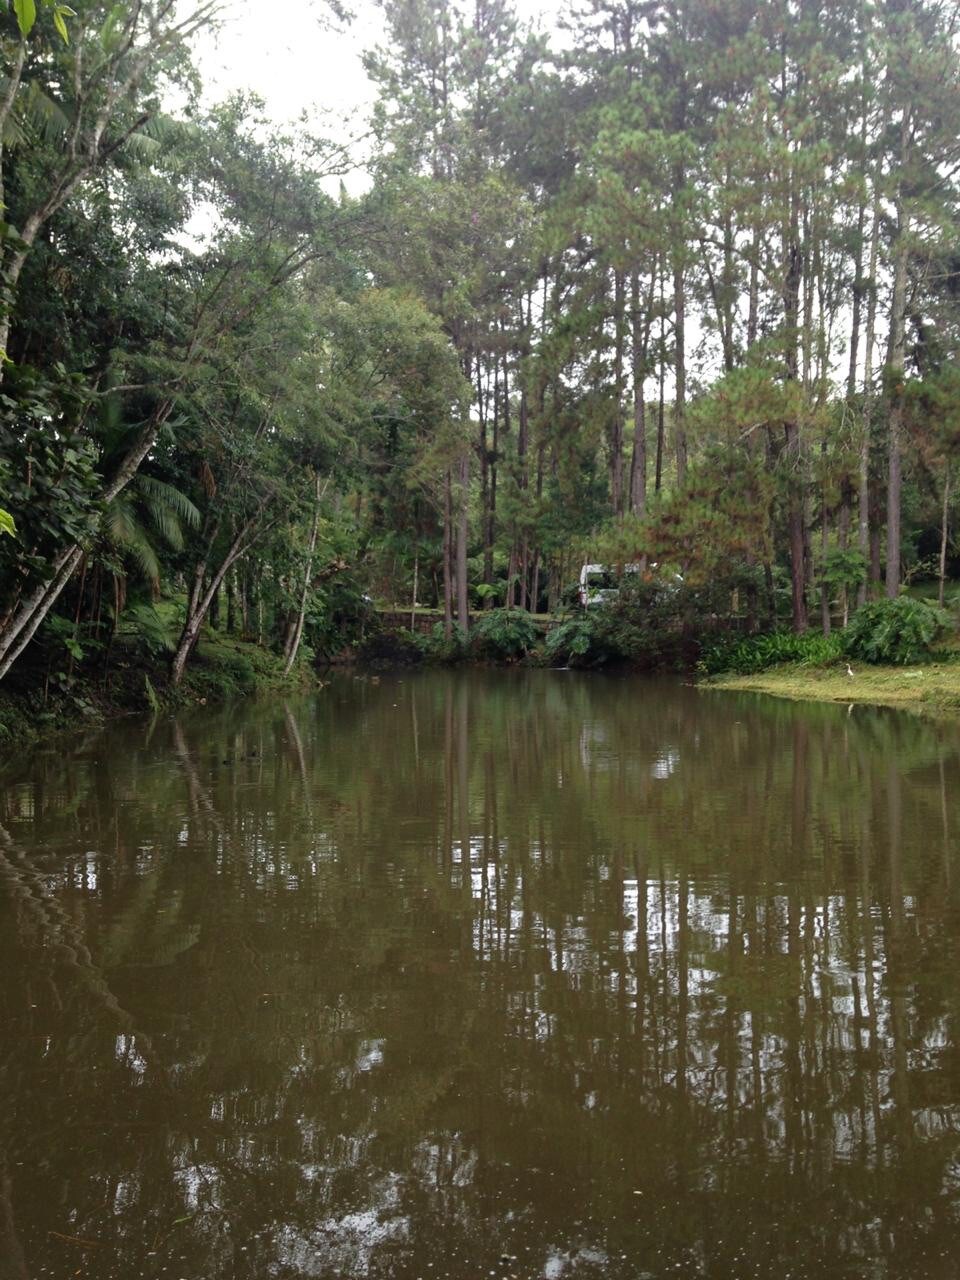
706, 657, 960, 716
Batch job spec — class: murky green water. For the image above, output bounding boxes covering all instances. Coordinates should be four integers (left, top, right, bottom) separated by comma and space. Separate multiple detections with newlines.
2, 672, 960, 1279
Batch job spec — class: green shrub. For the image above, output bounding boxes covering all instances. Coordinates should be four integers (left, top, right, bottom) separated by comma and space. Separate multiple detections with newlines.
544, 618, 597, 666
422, 621, 467, 663
700, 629, 843, 675
470, 608, 539, 660
193, 641, 257, 694
843, 596, 950, 665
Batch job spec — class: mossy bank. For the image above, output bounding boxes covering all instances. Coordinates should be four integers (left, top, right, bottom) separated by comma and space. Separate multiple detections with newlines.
706, 660, 960, 717
0, 634, 313, 759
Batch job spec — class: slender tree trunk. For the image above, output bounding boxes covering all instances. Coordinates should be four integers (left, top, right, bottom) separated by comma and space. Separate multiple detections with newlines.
747, 223, 760, 352
660, 257, 665, 491
456, 452, 470, 634
443, 469, 453, 639
629, 269, 648, 516
839, 493, 851, 626
939, 469, 951, 609
411, 551, 419, 632
885, 171, 909, 600
783, 226, 808, 633
226, 572, 237, 634
172, 512, 267, 685
611, 269, 626, 514
673, 253, 687, 485
820, 479, 831, 637
859, 134, 883, 606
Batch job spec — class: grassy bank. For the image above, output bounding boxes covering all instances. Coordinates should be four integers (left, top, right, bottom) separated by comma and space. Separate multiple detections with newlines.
706, 659, 960, 716
0, 632, 312, 756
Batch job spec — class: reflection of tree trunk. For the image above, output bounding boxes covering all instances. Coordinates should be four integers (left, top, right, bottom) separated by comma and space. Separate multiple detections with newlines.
886, 761, 912, 1153
283, 704, 311, 813
940, 756, 951, 888
0, 1163, 28, 1280
0, 823, 165, 1074
457, 682, 470, 871
676, 875, 689, 1188
857, 764, 882, 1166
172, 720, 220, 825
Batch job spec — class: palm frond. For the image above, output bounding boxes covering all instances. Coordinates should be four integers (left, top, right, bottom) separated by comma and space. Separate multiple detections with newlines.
134, 475, 201, 528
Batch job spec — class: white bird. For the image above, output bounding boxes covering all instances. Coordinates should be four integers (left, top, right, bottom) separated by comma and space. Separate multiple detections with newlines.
846, 663, 855, 679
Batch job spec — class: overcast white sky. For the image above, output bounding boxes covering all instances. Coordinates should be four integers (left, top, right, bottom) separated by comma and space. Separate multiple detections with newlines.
193, 0, 559, 169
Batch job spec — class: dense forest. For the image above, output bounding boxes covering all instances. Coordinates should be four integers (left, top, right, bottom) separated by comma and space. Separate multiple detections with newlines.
1, 0, 959, 689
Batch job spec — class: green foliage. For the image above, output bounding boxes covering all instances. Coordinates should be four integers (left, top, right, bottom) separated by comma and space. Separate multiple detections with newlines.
192, 641, 258, 696
470, 608, 539, 660
421, 621, 467, 664
544, 618, 596, 665
0, 507, 14, 537
0, 372, 101, 590
701, 630, 844, 676
12, 0, 73, 40
821, 548, 867, 594
143, 673, 160, 716
118, 602, 176, 656
843, 597, 951, 665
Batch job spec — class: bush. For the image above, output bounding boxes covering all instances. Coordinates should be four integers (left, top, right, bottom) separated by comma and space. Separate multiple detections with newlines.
193, 640, 258, 694
470, 608, 539, 660
544, 618, 597, 666
700, 630, 843, 675
422, 621, 467, 663
843, 596, 951, 665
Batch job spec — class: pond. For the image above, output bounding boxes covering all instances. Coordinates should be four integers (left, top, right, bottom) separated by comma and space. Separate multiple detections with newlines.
2, 671, 960, 1279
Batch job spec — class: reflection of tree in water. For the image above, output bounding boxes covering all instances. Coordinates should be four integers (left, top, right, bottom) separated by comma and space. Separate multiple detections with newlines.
1, 673, 960, 1278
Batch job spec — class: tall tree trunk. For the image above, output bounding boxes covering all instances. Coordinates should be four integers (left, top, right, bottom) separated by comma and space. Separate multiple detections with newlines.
885, 153, 909, 600
783, 226, 808, 633
456, 452, 470, 633
859, 131, 883, 606
411, 551, 419, 632
443, 469, 454, 640
611, 269, 626, 514
629, 269, 648, 516
673, 253, 687, 485
654, 255, 666, 492
939, 468, 951, 609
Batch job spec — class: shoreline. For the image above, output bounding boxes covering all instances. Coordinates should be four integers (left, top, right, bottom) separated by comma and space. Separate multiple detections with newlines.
705, 661, 960, 717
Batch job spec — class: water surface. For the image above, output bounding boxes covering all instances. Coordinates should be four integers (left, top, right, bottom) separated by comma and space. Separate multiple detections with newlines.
2, 671, 960, 1279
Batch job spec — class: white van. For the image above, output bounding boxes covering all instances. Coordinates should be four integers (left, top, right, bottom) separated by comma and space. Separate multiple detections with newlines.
578, 563, 639, 607
577, 562, 681, 608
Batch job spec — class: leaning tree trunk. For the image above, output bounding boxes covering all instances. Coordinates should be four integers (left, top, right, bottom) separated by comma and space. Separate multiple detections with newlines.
0, 403, 174, 681
172, 512, 266, 685
282, 472, 324, 677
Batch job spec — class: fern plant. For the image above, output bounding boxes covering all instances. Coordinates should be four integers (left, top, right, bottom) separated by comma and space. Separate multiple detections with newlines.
470, 609, 539, 660
843, 597, 951, 665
